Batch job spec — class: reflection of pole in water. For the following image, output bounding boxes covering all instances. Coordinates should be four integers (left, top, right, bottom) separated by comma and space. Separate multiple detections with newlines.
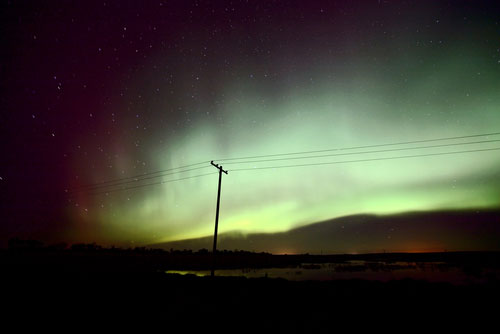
210, 161, 228, 277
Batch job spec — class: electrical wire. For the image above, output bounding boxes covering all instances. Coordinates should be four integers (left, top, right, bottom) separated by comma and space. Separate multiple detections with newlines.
67, 131, 500, 194
223, 139, 500, 166
72, 146, 500, 197
79, 172, 218, 197
69, 165, 210, 193
230, 147, 500, 172
215, 131, 500, 162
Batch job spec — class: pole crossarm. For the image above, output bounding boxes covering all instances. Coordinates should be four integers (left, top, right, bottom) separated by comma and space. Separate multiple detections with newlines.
211, 160, 228, 174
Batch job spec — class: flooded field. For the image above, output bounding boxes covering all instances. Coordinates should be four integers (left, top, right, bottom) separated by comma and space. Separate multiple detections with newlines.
167, 260, 499, 285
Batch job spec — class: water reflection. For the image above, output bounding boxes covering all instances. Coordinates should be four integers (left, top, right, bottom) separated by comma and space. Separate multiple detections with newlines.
166, 261, 498, 285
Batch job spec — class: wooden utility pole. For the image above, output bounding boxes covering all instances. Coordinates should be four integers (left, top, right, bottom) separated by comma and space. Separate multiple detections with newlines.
210, 161, 227, 277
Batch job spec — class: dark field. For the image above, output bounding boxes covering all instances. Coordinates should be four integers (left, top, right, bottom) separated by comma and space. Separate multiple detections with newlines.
4, 247, 500, 328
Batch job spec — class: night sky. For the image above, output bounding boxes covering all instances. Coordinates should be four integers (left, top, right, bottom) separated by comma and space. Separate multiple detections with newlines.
1, 1, 500, 251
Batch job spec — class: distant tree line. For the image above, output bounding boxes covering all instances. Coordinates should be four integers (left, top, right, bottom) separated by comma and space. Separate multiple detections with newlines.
6, 238, 271, 256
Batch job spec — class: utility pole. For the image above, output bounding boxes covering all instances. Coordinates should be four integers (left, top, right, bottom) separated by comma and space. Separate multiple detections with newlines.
210, 160, 228, 277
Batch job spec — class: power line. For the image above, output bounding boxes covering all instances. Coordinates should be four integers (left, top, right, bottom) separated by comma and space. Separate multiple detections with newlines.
69, 165, 211, 193
74, 146, 500, 197
77, 172, 217, 197
223, 139, 500, 166
230, 147, 500, 172
216, 131, 500, 162
87, 138, 498, 192
69, 160, 210, 191
68, 131, 500, 192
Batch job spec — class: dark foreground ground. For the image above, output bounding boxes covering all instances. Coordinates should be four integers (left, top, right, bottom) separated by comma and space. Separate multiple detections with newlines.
3, 249, 500, 330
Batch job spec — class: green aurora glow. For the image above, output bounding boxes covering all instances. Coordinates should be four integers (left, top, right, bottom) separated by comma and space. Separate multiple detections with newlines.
75, 64, 500, 246
60, 2, 500, 248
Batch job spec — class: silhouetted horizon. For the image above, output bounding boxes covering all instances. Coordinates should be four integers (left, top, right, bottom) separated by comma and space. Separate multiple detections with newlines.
3, 207, 499, 253
151, 208, 500, 254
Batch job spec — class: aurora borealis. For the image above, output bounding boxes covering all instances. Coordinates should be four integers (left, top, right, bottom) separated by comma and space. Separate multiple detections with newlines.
1, 0, 500, 251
